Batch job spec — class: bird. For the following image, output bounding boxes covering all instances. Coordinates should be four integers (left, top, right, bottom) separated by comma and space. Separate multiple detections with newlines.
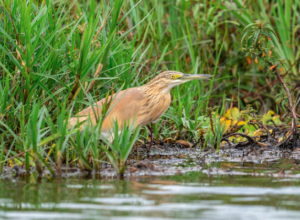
68, 71, 212, 141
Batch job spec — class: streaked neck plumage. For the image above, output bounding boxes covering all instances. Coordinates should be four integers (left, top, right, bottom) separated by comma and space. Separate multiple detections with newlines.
140, 77, 177, 95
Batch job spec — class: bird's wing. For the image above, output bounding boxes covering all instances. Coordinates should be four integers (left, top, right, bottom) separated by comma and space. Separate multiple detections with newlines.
68, 88, 144, 131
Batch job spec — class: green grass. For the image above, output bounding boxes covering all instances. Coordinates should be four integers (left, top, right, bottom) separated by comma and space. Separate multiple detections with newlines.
0, 0, 299, 175
101, 120, 140, 177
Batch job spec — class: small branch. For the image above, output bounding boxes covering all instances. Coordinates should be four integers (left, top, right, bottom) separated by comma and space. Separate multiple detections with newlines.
0, 148, 32, 164
273, 69, 298, 146
258, 62, 297, 149
221, 137, 233, 147
92, 7, 114, 42
4, 2, 21, 45
222, 132, 256, 144
250, 46, 300, 100
252, 113, 271, 141
295, 96, 300, 112
251, 53, 299, 97
241, 21, 298, 148
191, 130, 205, 148
274, 133, 291, 148
87, 63, 103, 93
260, 54, 297, 147
207, 109, 215, 136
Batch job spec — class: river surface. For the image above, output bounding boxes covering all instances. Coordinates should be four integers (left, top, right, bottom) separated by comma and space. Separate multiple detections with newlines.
1, 149, 300, 220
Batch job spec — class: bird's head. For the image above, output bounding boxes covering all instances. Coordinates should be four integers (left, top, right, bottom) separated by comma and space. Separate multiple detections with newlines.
148, 71, 212, 93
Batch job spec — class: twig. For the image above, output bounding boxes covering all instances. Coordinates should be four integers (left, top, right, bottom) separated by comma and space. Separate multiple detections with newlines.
206, 108, 215, 136
246, 148, 255, 156
266, 119, 277, 128
92, 7, 114, 42
3, 2, 21, 45
272, 67, 298, 147
0, 148, 32, 164
256, 50, 298, 147
221, 137, 233, 147
252, 55, 300, 97
282, 103, 300, 119
252, 113, 272, 142
222, 132, 256, 145
295, 95, 300, 112
87, 63, 103, 93
191, 130, 205, 148
199, 150, 212, 160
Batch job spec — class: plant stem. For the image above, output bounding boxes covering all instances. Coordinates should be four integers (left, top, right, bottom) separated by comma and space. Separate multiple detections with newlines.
57, 150, 62, 176
252, 113, 271, 141
273, 69, 298, 146
257, 42, 298, 146
68, 75, 80, 101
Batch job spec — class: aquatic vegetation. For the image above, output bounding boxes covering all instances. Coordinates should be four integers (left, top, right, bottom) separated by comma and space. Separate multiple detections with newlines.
241, 20, 298, 147
101, 120, 141, 177
0, 0, 299, 175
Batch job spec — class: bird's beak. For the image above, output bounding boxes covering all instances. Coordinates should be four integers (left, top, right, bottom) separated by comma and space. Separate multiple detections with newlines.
178, 74, 213, 80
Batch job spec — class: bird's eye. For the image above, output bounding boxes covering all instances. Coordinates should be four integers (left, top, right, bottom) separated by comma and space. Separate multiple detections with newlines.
170, 75, 174, 78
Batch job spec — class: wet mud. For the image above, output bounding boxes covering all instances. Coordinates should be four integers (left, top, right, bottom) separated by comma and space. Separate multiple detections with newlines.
1, 144, 300, 180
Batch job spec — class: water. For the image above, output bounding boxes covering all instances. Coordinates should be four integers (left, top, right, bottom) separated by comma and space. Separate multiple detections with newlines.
0, 172, 300, 219
1, 150, 300, 220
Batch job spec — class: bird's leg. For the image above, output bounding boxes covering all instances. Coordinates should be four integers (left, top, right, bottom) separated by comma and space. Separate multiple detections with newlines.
146, 123, 154, 151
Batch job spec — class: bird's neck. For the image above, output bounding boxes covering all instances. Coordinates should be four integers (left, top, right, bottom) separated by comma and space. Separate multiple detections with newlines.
141, 82, 173, 95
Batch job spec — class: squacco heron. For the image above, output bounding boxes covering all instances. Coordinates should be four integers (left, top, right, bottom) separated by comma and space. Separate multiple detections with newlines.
68, 71, 212, 141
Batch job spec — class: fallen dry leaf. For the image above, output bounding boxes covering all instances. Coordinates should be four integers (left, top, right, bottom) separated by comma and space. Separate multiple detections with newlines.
257, 142, 268, 147
176, 140, 193, 148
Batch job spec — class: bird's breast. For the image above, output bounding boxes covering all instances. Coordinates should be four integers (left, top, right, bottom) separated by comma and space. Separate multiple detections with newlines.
138, 92, 171, 126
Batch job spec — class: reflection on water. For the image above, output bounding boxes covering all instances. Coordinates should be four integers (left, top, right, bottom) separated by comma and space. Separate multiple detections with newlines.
0, 171, 300, 220
143, 185, 300, 195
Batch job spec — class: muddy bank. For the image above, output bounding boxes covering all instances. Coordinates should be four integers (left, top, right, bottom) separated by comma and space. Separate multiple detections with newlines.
1, 145, 300, 179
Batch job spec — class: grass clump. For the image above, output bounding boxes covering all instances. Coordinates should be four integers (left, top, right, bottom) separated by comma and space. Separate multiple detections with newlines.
101, 121, 140, 178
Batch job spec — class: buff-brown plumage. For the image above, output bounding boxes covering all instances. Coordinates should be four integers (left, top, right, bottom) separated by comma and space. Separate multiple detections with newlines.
68, 71, 211, 140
